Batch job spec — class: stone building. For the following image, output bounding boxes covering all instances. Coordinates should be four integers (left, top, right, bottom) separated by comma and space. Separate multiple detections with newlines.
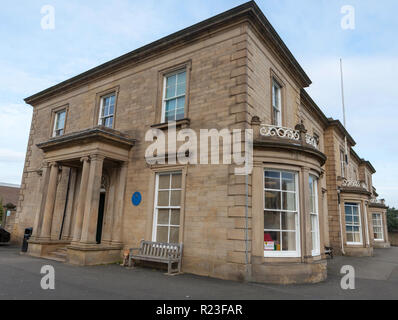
0, 183, 20, 231
13, 1, 388, 284
324, 120, 390, 256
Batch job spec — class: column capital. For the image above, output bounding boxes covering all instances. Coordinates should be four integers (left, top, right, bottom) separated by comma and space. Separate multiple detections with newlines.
42, 161, 50, 168
49, 162, 59, 168
90, 154, 105, 162
80, 156, 91, 163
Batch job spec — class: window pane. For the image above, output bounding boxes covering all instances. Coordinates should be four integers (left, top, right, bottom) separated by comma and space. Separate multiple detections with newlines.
176, 83, 186, 96
265, 191, 281, 210
282, 232, 296, 251
281, 212, 296, 231
157, 227, 168, 243
166, 99, 176, 112
166, 85, 176, 99
282, 192, 296, 211
177, 71, 186, 84
165, 111, 175, 122
170, 209, 180, 225
311, 215, 318, 233
176, 96, 185, 108
265, 177, 280, 190
169, 227, 179, 243
157, 191, 169, 206
281, 172, 295, 191
353, 232, 361, 243
176, 108, 185, 120
264, 211, 280, 230
264, 231, 281, 251
171, 173, 182, 189
346, 233, 354, 243
170, 190, 181, 206
157, 209, 169, 225
159, 175, 170, 189
265, 171, 280, 188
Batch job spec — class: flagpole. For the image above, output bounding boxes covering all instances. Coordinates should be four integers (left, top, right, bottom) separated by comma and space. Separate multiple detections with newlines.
340, 58, 348, 162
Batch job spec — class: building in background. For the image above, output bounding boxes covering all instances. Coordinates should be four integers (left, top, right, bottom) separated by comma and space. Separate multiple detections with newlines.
0, 183, 20, 232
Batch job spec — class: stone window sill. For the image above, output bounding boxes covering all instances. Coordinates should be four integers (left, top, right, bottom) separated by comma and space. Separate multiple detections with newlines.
151, 118, 191, 130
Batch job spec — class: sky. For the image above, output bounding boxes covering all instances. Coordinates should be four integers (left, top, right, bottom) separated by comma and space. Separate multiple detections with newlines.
0, 0, 397, 206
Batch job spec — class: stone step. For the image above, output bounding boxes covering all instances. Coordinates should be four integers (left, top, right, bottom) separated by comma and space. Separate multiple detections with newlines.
42, 254, 66, 263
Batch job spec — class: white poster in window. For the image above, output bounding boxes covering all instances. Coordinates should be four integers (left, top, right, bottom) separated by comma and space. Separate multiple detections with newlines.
264, 241, 274, 251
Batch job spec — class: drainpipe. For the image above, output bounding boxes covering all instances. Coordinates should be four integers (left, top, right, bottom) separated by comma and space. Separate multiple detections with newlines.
245, 171, 249, 276
337, 188, 345, 255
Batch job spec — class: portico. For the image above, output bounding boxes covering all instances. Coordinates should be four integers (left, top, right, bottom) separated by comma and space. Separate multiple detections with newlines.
28, 126, 135, 265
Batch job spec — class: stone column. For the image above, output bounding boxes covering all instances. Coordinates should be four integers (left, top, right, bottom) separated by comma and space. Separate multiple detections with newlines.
72, 157, 90, 243
80, 154, 105, 245
363, 201, 370, 247
61, 168, 77, 241
111, 162, 128, 245
31, 162, 50, 240
300, 167, 312, 259
39, 162, 59, 240
101, 170, 117, 245
383, 210, 389, 243
251, 165, 264, 260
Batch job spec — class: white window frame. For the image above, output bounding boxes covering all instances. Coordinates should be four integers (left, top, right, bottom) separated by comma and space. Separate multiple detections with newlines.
271, 79, 282, 126
340, 150, 346, 178
52, 109, 66, 137
98, 93, 116, 128
152, 171, 182, 243
161, 69, 187, 123
345, 203, 363, 245
309, 175, 320, 256
263, 169, 300, 258
372, 213, 384, 241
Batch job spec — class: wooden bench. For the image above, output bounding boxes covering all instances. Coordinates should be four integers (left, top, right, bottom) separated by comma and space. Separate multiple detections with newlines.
128, 240, 183, 275
325, 246, 333, 259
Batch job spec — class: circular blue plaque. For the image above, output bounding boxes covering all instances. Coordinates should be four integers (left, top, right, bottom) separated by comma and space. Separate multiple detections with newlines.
132, 192, 142, 206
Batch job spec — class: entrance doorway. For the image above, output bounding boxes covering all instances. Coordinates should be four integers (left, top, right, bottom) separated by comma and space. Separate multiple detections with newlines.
96, 192, 106, 244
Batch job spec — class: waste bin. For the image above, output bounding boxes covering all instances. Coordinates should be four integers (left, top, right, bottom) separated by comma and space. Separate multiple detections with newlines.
21, 227, 33, 252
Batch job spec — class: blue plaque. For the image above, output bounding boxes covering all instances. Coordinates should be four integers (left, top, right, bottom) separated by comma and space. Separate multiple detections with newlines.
132, 192, 142, 206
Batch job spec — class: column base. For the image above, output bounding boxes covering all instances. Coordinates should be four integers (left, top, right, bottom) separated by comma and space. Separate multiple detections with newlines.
66, 243, 123, 266
251, 257, 327, 284
344, 246, 373, 257
373, 241, 391, 249
27, 240, 71, 258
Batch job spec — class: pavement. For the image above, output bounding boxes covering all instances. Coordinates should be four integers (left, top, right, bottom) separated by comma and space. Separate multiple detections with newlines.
0, 244, 397, 300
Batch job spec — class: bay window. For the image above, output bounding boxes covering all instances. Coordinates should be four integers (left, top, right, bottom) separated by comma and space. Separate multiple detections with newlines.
264, 170, 299, 257
372, 213, 384, 241
309, 175, 320, 256
345, 203, 362, 244
153, 172, 182, 243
